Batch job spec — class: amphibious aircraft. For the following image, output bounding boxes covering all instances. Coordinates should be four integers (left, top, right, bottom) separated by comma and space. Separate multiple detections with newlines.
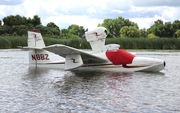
20, 27, 165, 72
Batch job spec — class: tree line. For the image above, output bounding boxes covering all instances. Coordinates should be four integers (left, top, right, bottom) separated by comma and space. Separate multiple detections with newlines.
0, 15, 84, 39
1, 14, 180, 38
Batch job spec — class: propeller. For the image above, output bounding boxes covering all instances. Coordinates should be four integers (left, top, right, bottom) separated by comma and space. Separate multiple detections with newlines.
80, 28, 88, 46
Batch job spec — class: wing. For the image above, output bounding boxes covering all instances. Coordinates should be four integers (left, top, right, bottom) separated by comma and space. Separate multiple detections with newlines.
44, 44, 107, 64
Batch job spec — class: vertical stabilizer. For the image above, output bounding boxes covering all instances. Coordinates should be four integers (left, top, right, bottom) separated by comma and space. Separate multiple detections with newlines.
28, 29, 45, 48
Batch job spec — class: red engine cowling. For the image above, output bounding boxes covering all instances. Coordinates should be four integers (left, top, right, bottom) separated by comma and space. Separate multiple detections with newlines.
106, 49, 135, 65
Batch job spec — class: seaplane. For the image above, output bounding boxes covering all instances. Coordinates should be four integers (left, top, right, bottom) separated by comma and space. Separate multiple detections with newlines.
20, 27, 165, 72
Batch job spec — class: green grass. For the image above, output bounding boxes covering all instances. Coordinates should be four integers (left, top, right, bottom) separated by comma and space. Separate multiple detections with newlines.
0, 36, 180, 50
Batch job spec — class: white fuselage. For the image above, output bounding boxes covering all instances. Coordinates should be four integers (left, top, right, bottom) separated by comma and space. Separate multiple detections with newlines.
26, 27, 165, 72
29, 51, 165, 72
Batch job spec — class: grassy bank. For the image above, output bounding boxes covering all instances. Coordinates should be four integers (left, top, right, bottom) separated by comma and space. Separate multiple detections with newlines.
0, 36, 27, 49
0, 36, 180, 49
106, 38, 180, 49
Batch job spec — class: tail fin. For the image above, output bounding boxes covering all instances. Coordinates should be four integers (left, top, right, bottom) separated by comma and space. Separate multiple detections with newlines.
28, 29, 51, 67
28, 29, 45, 48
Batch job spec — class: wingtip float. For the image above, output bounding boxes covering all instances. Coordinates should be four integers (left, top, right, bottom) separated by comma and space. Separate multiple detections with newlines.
21, 27, 165, 72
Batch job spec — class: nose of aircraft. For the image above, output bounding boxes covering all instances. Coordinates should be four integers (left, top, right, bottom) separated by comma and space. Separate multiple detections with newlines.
164, 61, 166, 67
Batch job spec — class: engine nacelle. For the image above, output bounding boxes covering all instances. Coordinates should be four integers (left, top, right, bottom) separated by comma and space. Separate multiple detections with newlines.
85, 27, 108, 42
105, 44, 120, 51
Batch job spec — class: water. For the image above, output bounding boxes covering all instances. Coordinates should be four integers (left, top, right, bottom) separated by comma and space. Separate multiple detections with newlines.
0, 49, 180, 113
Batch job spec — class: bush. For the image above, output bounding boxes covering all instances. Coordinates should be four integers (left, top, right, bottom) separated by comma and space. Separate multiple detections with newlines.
0, 37, 11, 48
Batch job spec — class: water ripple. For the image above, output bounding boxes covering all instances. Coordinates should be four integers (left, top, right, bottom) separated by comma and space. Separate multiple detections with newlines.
0, 50, 180, 112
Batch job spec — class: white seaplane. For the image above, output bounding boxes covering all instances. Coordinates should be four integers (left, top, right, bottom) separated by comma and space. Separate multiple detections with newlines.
20, 27, 165, 72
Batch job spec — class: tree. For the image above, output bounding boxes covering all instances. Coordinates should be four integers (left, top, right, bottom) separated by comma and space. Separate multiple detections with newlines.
175, 30, 180, 38
36, 25, 52, 36
0, 26, 4, 35
120, 26, 140, 38
98, 18, 114, 37
147, 33, 158, 38
19, 25, 28, 36
12, 25, 28, 36
2, 15, 42, 36
99, 16, 138, 38
61, 28, 69, 34
139, 28, 147, 38
31, 15, 41, 27
154, 19, 163, 25
68, 24, 85, 37
47, 22, 60, 36
120, 26, 128, 38
3, 15, 27, 26
172, 20, 180, 37
163, 22, 173, 37
148, 19, 174, 38
47, 22, 60, 32
2, 25, 12, 34
150, 19, 164, 37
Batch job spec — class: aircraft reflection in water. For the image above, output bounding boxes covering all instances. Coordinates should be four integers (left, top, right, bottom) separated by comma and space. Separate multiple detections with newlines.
20, 27, 165, 72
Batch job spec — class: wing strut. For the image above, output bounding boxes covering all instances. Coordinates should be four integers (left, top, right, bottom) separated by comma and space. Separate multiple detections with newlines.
65, 54, 83, 70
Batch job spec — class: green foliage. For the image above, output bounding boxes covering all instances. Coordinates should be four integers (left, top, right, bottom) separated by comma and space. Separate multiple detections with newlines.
148, 19, 180, 38
36, 25, 60, 36
43, 37, 90, 49
99, 16, 138, 38
120, 26, 140, 38
31, 15, 41, 27
12, 32, 17, 36
59, 33, 81, 39
61, 28, 68, 34
106, 38, 179, 49
1, 14, 180, 50
147, 33, 158, 38
3, 15, 27, 26
1, 14, 180, 39
1, 35, 180, 50
120, 26, 128, 38
47, 22, 60, 33
3, 15, 41, 27
1, 15, 42, 36
68, 24, 85, 37
139, 28, 147, 38
0, 36, 27, 48
175, 30, 180, 38
12, 25, 28, 36
0, 37, 11, 48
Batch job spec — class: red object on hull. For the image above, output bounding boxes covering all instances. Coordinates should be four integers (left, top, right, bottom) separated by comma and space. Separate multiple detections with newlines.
106, 49, 135, 65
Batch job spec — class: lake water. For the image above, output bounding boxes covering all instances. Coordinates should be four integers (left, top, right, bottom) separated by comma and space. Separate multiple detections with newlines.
0, 49, 180, 113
